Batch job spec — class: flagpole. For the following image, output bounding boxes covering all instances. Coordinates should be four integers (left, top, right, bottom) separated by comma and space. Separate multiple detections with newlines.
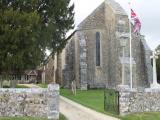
129, 2, 133, 89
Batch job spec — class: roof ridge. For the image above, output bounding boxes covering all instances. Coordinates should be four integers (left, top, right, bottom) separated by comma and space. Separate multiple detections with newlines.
105, 0, 127, 15
77, 2, 105, 29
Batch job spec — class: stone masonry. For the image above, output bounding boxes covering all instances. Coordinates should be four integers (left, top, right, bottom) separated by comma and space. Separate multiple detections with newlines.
79, 33, 88, 90
118, 87, 160, 116
0, 84, 59, 119
54, 0, 153, 90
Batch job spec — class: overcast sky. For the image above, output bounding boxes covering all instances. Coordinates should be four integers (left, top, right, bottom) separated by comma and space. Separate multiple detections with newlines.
70, 0, 160, 50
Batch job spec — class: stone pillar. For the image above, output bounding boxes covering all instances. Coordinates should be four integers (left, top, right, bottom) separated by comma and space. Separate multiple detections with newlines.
42, 66, 46, 84
79, 34, 88, 90
117, 85, 136, 116
47, 84, 59, 120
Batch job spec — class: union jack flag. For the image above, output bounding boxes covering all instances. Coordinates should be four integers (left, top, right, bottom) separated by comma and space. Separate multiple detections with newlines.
131, 9, 141, 33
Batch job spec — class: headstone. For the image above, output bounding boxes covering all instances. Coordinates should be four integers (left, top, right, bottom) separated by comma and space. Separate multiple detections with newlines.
71, 80, 76, 95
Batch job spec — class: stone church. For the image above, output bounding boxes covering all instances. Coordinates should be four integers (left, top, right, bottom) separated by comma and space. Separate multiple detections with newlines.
52, 0, 153, 90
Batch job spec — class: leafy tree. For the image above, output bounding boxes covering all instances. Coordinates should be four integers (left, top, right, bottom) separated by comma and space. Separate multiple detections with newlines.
0, 4, 41, 73
156, 45, 160, 83
0, 0, 74, 87
0, 0, 74, 73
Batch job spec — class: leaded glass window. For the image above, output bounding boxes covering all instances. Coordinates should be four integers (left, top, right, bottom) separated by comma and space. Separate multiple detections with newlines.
96, 32, 100, 66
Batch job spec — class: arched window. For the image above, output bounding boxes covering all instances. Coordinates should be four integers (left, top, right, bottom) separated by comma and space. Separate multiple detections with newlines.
96, 32, 100, 66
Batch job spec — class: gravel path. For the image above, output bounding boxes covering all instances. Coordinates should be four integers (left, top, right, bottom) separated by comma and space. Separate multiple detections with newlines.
60, 96, 120, 120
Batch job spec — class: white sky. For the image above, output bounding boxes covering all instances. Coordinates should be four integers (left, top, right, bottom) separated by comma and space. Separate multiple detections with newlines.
70, 0, 160, 50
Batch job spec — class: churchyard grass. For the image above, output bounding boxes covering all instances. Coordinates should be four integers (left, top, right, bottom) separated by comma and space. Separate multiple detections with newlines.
60, 89, 160, 120
0, 114, 67, 120
15, 84, 30, 88
59, 113, 68, 120
0, 117, 47, 120
121, 112, 160, 120
2, 84, 29, 88
37, 83, 48, 88
60, 89, 119, 118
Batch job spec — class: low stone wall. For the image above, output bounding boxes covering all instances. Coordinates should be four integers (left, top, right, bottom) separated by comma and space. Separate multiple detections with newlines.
0, 84, 59, 119
118, 87, 160, 115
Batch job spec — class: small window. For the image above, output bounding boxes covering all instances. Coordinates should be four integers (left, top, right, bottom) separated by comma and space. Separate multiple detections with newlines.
96, 32, 101, 66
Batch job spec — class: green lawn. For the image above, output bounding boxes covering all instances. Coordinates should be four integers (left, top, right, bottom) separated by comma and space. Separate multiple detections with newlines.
37, 83, 48, 88
122, 112, 160, 120
60, 89, 118, 117
0, 114, 67, 120
16, 84, 29, 88
61, 89, 160, 120
59, 113, 68, 120
0, 117, 47, 120
60, 89, 104, 112
2, 84, 29, 88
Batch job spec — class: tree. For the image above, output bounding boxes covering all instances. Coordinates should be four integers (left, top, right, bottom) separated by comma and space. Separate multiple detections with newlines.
0, 0, 74, 86
37, 0, 75, 53
156, 45, 160, 83
0, 0, 74, 73
0, 8, 41, 72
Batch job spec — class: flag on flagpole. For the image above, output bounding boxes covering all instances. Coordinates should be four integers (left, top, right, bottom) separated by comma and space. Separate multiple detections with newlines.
131, 9, 136, 18
131, 9, 141, 33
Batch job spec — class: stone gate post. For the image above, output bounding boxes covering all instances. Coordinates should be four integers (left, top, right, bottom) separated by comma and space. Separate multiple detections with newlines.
47, 84, 59, 120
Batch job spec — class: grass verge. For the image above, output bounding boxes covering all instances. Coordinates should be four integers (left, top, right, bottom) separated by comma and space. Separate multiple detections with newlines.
2, 84, 29, 88
121, 112, 160, 120
60, 113, 68, 120
0, 117, 47, 120
0, 114, 67, 120
60, 89, 119, 118
16, 84, 30, 88
37, 84, 48, 88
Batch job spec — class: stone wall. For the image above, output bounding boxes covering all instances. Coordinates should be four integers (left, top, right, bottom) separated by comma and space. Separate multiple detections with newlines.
77, 1, 107, 88
0, 84, 59, 119
62, 37, 76, 88
44, 56, 55, 84
119, 87, 160, 116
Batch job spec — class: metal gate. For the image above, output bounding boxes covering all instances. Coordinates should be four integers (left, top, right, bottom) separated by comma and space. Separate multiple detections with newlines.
104, 89, 119, 114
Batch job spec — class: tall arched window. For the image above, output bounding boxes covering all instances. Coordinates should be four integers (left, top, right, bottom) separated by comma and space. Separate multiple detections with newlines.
96, 32, 100, 66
